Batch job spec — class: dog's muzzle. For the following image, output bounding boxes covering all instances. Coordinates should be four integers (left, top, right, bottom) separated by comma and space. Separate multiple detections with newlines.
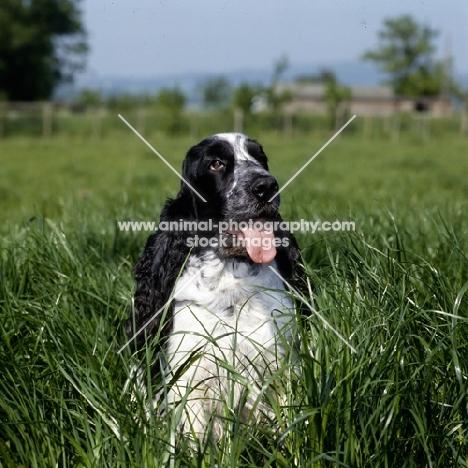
250, 175, 279, 202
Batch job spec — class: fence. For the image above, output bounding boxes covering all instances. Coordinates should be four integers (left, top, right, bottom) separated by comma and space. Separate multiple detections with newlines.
0, 101, 466, 140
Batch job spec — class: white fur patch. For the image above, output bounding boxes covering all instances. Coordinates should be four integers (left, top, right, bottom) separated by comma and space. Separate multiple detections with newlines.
161, 252, 294, 438
215, 132, 256, 162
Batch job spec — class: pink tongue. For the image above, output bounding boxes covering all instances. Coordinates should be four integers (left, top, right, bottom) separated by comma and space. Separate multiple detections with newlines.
240, 227, 277, 264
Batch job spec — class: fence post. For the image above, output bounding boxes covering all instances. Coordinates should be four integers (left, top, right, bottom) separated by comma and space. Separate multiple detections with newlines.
461, 107, 468, 135
137, 107, 146, 136
363, 115, 373, 140
234, 108, 244, 133
391, 113, 401, 143
384, 114, 392, 137
415, 114, 430, 140
93, 107, 103, 139
283, 110, 293, 137
0, 102, 5, 138
189, 114, 198, 141
43, 102, 53, 137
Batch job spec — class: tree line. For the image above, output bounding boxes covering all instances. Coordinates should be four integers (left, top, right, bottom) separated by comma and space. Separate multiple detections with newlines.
0, 2, 465, 104
0, 0, 87, 101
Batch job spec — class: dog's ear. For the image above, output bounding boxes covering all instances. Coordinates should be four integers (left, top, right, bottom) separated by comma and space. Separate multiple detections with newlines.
126, 229, 189, 352
275, 229, 310, 314
126, 193, 193, 352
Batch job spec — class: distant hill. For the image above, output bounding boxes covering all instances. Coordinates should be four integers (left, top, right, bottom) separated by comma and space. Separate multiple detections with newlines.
58, 61, 467, 103
455, 72, 468, 88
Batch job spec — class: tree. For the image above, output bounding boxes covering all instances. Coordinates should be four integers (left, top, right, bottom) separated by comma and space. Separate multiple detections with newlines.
156, 87, 186, 112
74, 88, 103, 107
0, 0, 87, 101
155, 86, 186, 135
106, 93, 148, 112
266, 55, 292, 113
232, 83, 260, 115
295, 69, 350, 128
202, 76, 231, 109
294, 69, 336, 85
362, 15, 442, 96
322, 72, 351, 129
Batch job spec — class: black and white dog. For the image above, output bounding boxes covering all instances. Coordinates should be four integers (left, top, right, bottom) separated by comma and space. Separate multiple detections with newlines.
126, 133, 306, 438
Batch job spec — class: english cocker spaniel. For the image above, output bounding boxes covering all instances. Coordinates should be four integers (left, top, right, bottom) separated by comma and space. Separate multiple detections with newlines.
126, 132, 306, 439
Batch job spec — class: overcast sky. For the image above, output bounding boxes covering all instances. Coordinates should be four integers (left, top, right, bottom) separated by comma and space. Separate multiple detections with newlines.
82, 0, 468, 79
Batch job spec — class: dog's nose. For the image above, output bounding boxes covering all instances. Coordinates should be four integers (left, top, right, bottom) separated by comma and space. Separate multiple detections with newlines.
250, 175, 279, 201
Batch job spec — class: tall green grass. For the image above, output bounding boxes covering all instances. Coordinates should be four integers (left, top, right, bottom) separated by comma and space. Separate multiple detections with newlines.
1, 129, 467, 466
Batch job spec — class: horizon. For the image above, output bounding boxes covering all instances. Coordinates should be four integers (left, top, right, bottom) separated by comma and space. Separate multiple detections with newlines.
82, 0, 468, 84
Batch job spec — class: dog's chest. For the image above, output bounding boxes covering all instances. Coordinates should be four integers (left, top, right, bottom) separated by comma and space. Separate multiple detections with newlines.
167, 252, 293, 367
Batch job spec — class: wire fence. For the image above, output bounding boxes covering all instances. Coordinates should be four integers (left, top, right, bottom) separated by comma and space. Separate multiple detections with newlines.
0, 101, 466, 140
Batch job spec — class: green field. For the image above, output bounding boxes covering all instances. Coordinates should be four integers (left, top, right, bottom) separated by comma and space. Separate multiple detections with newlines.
1, 122, 467, 466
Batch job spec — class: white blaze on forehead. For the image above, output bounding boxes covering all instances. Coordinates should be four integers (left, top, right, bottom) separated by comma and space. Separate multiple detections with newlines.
214, 132, 256, 163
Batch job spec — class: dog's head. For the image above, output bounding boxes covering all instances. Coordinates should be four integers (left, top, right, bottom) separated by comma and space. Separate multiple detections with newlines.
129, 133, 305, 350
179, 132, 282, 263
182, 133, 280, 219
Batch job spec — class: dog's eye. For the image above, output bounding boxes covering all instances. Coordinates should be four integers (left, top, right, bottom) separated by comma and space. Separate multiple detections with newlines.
210, 160, 224, 171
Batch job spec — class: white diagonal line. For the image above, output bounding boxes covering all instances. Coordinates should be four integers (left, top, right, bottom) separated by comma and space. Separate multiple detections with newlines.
268, 266, 357, 354
118, 114, 207, 203
268, 114, 356, 202
117, 270, 202, 354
